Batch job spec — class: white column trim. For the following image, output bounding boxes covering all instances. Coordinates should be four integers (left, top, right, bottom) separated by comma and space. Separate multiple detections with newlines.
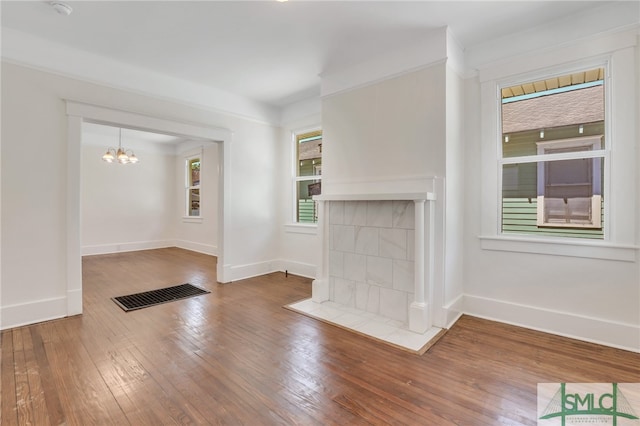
312, 200, 329, 302
409, 198, 434, 334
413, 200, 426, 305
66, 115, 83, 316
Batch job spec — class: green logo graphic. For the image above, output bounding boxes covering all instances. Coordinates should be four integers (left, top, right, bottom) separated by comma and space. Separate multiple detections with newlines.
539, 383, 639, 425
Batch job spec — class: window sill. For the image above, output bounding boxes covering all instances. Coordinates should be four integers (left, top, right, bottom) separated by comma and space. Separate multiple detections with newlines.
479, 235, 638, 262
182, 216, 203, 224
284, 223, 318, 235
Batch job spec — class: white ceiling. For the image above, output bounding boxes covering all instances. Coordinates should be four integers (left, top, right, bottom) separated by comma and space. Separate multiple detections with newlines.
1, 1, 618, 109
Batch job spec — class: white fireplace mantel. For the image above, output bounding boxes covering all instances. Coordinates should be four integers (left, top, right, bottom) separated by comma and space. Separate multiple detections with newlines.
312, 192, 437, 334
314, 192, 435, 202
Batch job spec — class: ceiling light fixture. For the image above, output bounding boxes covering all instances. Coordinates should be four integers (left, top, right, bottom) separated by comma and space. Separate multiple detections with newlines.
50, 1, 73, 16
102, 128, 139, 164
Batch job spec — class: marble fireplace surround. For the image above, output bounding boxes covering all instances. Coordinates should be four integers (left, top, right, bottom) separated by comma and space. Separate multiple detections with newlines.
311, 192, 437, 336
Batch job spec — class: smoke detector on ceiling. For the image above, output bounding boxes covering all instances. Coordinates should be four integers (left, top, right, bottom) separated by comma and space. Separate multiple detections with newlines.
50, 1, 73, 16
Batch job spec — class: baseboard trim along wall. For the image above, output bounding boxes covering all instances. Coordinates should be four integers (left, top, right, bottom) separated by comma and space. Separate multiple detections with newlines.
82, 240, 175, 256
174, 240, 218, 256
1, 296, 68, 330
226, 261, 277, 282
224, 259, 316, 282
442, 294, 465, 329
463, 294, 640, 353
273, 259, 317, 280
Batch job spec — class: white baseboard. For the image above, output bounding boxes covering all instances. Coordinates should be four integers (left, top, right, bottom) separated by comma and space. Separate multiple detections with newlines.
226, 260, 279, 282
82, 240, 174, 256
223, 259, 316, 283
67, 288, 82, 316
174, 240, 218, 256
226, 259, 317, 282
442, 294, 464, 329
272, 259, 316, 279
463, 294, 640, 353
82, 240, 218, 257
1, 296, 68, 330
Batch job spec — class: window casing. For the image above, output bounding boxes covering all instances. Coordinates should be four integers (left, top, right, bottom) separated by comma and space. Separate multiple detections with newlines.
479, 38, 637, 261
185, 155, 201, 217
294, 130, 322, 224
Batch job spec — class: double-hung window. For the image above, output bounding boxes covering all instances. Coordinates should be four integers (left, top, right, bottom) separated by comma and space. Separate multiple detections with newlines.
185, 155, 201, 217
499, 68, 605, 239
294, 130, 322, 223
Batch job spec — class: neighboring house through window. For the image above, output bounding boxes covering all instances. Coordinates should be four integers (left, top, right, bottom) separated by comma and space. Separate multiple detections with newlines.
186, 155, 201, 217
295, 130, 322, 223
500, 68, 605, 239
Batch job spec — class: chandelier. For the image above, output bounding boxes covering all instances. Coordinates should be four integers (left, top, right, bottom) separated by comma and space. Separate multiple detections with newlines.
102, 128, 139, 164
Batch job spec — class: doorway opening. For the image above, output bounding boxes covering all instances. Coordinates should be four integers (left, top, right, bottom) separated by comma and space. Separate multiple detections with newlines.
66, 101, 231, 317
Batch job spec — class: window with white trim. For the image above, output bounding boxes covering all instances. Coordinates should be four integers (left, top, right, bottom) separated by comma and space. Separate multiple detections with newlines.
185, 155, 201, 217
500, 68, 605, 239
294, 130, 322, 223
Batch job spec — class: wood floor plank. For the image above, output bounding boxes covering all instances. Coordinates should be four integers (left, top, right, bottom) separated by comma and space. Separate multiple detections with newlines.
29, 327, 71, 426
21, 327, 51, 426
1, 330, 18, 425
1, 248, 638, 425
12, 328, 35, 425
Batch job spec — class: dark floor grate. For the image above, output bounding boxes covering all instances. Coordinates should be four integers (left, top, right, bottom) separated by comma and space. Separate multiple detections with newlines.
112, 283, 210, 312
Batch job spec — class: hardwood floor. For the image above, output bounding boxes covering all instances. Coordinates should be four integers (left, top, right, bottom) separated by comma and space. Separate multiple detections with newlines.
2, 248, 638, 425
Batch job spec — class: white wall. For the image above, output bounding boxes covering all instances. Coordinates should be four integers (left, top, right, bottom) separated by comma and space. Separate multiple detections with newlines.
462, 30, 639, 351
223, 123, 282, 280
174, 141, 220, 256
81, 130, 177, 255
2, 64, 68, 324
1, 62, 281, 328
322, 63, 446, 192
278, 100, 322, 279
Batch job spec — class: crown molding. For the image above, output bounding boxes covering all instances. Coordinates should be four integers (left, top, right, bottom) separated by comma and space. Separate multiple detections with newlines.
2, 28, 281, 125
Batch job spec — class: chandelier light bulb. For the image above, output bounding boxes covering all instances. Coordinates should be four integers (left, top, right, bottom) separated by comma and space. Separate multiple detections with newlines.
102, 150, 115, 163
101, 128, 139, 165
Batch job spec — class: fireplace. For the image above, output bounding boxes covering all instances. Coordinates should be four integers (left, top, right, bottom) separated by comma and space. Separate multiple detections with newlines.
312, 192, 436, 334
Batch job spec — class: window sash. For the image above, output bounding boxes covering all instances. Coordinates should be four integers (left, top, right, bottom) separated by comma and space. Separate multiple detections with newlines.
293, 129, 322, 224
500, 149, 605, 165
499, 135, 606, 234
185, 155, 201, 217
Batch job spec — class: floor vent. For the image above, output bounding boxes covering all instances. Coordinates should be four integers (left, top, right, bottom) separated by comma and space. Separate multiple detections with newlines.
112, 283, 210, 312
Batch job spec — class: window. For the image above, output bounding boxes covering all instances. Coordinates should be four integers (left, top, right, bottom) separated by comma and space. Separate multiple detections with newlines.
185, 155, 201, 217
294, 130, 322, 223
500, 68, 605, 239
